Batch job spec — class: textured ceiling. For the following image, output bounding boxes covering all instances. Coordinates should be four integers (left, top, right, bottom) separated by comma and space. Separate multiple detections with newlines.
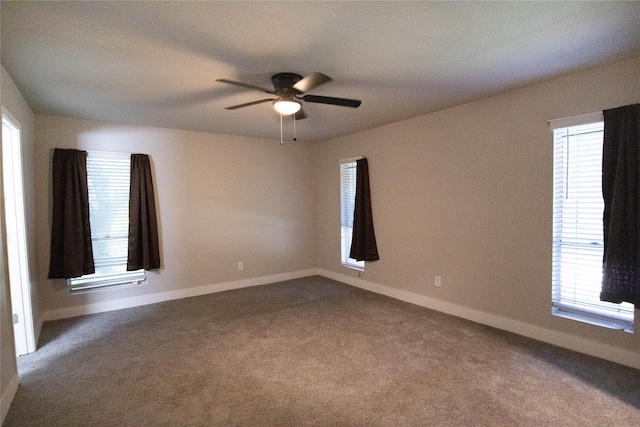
2, 1, 640, 142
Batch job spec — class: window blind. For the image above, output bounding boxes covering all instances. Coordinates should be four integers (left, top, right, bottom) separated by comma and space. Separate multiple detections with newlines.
68, 152, 145, 292
340, 161, 364, 270
552, 121, 634, 331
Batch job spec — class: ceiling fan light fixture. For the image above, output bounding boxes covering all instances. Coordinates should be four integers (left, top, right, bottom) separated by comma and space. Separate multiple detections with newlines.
273, 99, 301, 115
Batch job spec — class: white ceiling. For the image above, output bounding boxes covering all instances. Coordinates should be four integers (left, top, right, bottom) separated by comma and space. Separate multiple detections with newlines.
2, 1, 640, 143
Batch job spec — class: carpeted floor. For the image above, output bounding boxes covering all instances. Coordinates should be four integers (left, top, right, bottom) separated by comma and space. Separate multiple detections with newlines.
5, 276, 640, 426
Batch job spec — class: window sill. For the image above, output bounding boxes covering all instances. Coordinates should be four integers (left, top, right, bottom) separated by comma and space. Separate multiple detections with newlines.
552, 306, 633, 333
68, 270, 147, 295
342, 263, 364, 272
69, 279, 146, 295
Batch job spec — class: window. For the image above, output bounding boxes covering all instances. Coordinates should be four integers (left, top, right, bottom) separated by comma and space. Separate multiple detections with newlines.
68, 152, 145, 293
551, 117, 634, 332
340, 160, 364, 270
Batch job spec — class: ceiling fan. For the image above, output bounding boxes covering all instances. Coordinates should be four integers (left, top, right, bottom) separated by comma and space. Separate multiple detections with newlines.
216, 72, 361, 120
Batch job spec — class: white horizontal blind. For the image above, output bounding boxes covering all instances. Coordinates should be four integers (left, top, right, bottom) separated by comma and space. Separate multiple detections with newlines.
340, 161, 364, 270
552, 121, 634, 331
68, 152, 144, 292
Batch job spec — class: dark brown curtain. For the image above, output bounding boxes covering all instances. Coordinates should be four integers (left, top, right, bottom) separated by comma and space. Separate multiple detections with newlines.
48, 149, 95, 279
127, 154, 160, 271
601, 104, 640, 307
350, 158, 380, 261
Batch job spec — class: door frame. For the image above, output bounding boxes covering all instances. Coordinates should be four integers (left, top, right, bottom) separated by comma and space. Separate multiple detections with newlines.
2, 106, 36, 356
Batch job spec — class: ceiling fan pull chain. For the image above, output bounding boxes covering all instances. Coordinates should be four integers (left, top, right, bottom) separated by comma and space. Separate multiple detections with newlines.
293, 114, 297, 142
280, 113, 284, 145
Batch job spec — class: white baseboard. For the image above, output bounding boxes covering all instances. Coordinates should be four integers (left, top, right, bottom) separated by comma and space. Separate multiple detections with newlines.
1, 372, 19, 425
318, 269, 640, 370
40, 267, 639, 369
43, 269, 318, 321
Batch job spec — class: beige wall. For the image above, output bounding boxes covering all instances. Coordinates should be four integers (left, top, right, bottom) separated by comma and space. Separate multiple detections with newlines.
2, 53, 639, 399
0, 206, 16, 422
316, 56, 640, 356
34, 116, 317, 312
1, 65, 39, 419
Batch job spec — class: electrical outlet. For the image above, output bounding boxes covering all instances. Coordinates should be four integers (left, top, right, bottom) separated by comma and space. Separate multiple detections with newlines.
434, 275, 442, 288
237, 262, 244, 271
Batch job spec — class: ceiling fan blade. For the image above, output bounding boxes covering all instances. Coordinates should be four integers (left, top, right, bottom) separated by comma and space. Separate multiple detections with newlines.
225, 98, 275, 110
294, 108, 307, 120
292, 72, 332, 93
216, 79, 276, 95
302, 95, 361, 108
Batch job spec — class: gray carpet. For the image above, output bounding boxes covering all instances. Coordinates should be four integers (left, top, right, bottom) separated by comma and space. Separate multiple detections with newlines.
5, 276, 640, 426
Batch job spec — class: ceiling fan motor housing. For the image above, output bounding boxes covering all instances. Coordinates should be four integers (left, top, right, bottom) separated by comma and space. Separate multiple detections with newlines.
218, 72, 360, 113
272, 73, 304, 94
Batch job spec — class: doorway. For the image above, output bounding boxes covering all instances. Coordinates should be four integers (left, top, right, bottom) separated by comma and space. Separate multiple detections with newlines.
2, 107, 35, 356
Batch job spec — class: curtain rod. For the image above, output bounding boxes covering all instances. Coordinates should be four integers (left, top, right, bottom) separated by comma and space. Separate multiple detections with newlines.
338, 156, 363, 164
